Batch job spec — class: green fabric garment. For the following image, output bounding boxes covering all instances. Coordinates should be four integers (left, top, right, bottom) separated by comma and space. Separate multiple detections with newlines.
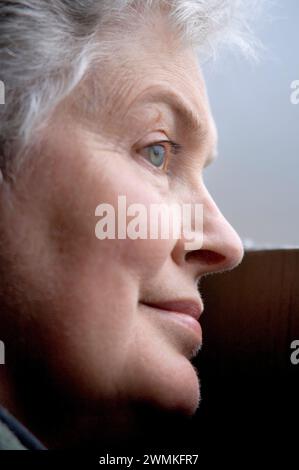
0, 406, 46, 450
0, 419, 27, 450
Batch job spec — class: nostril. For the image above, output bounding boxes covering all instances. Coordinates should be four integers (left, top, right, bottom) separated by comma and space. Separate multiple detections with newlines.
185, 249, 226, 266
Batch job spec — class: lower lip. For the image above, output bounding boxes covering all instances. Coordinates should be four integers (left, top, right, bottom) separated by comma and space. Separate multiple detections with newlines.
163, 311, 202, 338
144, 304, 202, 340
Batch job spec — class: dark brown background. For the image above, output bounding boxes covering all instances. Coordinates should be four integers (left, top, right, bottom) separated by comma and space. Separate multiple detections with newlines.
126, 249, 299, 463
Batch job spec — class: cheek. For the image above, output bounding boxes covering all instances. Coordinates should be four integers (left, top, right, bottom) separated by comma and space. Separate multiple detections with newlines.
104, 166, 177, 278
57, 149, 176, 281
40, 265, 138, 400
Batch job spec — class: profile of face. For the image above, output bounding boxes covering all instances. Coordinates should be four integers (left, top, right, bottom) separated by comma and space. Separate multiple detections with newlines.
0, 11, 244, 447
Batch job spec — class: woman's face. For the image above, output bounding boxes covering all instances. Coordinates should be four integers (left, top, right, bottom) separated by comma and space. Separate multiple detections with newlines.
0, 17, 244, 444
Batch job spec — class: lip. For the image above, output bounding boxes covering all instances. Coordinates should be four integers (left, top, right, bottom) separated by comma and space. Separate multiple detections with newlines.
141, 298, 203, 342
143, 298, 203, 320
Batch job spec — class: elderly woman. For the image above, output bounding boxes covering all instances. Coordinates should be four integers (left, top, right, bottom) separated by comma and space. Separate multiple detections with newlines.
0, 0, 258, 451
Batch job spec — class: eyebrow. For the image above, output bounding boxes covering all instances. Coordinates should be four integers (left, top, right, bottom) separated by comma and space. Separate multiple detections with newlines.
134, 85, 218, 166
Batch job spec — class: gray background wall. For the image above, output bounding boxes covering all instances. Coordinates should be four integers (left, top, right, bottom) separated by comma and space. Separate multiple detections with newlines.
202, 0, 299, 248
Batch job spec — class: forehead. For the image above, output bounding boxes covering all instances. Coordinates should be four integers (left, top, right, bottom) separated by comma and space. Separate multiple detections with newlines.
100, 44, 213, 118
72, 22, 218, 159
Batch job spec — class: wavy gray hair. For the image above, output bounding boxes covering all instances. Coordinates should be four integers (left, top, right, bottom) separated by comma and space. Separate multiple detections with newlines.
0, 0, 263, 176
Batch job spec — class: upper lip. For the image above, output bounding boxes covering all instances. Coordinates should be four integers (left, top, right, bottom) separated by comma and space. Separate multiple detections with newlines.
142, 298, 204, 320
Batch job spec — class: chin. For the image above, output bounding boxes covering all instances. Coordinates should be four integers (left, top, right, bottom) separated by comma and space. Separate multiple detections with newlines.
164, 358, 201, 416
130, 354, 201, 418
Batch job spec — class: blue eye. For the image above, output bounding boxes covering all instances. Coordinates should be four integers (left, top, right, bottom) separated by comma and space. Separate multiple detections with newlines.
137, 140, 182, 173
146, 144, 166, 168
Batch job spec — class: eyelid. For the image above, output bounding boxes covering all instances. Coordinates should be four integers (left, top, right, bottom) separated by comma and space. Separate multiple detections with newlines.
146, 140, 181, 154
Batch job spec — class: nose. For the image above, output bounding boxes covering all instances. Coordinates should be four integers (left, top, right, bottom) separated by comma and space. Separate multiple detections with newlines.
171, 185, 244, 281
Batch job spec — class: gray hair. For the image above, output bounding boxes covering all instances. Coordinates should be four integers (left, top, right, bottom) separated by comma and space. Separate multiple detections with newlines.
0, 0, 264, 176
